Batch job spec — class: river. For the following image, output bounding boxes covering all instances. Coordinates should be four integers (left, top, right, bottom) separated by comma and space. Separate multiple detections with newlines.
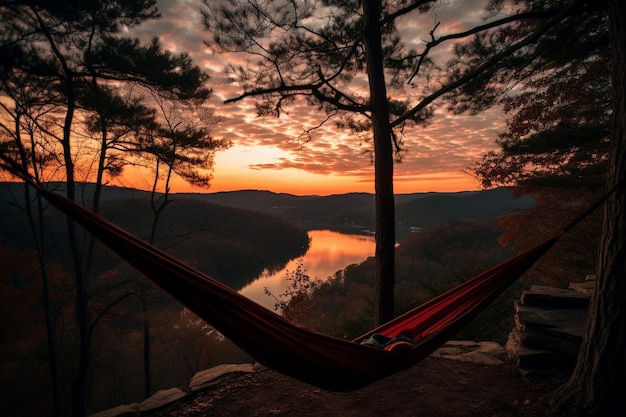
239, 230, 376, 310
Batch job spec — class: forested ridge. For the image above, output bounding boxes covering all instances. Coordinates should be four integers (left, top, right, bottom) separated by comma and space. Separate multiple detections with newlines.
281, 216, 528, 344
0, 182, 310, 415
0, 182, 310, 289
189, 186, 535, 239
0, 182, 599, 415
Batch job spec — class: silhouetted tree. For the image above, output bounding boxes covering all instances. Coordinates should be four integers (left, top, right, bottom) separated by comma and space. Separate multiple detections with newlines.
1, 1, 220, 415
462, 0, 609, 283
203, 0, 592, 324
0, 70, 65, 415
552, 1, 626, 415
445, 0, 624, 414
134, 95, 227, 397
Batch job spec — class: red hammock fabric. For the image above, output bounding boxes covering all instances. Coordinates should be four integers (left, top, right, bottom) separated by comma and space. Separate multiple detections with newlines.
35, 186, 558, 391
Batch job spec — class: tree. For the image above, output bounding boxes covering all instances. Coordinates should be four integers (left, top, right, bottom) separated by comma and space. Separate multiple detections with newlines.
202, 0, 590, 324
203, 0, 409, 323
0, 69, 66, 416
0, 241, 70, 417
79, 83, 156, 214
141, 95, 228, 243
133, 95, 227, 397
1, 2, 222, 415
551, 1, 626, 415
446, 0, 623, 414
1, 5, 161, 415
265, 259, 319, 324
463, 0, 610, 285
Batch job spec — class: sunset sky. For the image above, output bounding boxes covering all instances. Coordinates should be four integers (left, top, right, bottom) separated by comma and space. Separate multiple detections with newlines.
124, 0, 506, 196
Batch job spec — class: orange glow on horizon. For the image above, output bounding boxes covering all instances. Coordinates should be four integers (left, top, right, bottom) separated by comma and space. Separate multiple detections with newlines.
0, 149, 482, 197
159, 169, 480, 196
0, 0, 506, 200
98, 142, 483, 196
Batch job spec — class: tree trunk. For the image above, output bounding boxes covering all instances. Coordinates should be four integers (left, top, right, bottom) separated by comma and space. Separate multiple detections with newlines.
141, 159, 173, 397
32, 190, 62, 417
362, 0, 396, 325
13, 115, 62, 416
84, 102, 108, 279
22, 177, 61, 417
143, 312, 153, 397
61, 68, 90, 417
552, 2, 626, 416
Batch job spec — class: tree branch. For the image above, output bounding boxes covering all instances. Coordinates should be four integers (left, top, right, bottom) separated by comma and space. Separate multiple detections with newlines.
408, 10, 561, 84
224, 82, 321, 104
380, 0, 437, 27
393, 5, 577, 128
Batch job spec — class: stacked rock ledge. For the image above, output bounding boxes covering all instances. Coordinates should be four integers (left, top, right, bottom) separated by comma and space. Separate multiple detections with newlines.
506, 275, 594, 375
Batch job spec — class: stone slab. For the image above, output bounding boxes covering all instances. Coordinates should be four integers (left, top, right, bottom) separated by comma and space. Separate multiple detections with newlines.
139, 388, 187, 412
521, 285, 590, 308
189, 363, 255, 392
568, 281, 595, 296
431, 340, 507, 365
89, 403, 139, 417
505, 330, 577, 370
514, 300, 587, 338
505, 330, 558, 369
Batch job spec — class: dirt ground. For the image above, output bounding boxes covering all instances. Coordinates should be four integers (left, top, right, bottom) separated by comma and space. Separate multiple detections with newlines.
145, 357, 568, 417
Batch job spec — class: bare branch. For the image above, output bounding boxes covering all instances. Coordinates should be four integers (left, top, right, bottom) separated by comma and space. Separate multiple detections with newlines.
224, 82, 322, 104
408, 10, 562, 84
297, 110, 337, 144
380, 0, 437, 27
393, 6, 576, 128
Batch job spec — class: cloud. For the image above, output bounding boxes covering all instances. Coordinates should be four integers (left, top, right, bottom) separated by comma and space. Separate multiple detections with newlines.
127, 0, 504, 194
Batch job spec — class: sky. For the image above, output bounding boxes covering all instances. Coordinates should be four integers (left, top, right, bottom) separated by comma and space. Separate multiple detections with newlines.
124, 0, 506, 196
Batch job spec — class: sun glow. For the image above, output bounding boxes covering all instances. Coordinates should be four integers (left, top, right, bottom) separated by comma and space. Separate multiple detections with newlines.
110, 142, 482, 197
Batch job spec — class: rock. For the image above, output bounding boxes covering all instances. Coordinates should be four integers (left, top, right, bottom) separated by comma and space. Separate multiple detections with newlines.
568, 275, 596, 296
253, 362, 268, 372
89, 403, 139, 417
139, 388, 187, 412
514, 300, 586, 356
521, 285, 590, 308
505, 330, 566, 372
189, 363, 255, 392
431, 340, 507, 365
506, 281, 592, 374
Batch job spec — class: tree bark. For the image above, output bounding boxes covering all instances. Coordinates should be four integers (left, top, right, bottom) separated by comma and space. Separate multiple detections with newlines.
362, 0, 396, 325
143, 313, 153, 397
552, 2, 626, 416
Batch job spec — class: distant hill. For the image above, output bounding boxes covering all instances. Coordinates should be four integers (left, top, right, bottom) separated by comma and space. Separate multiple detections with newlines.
183, 187, 535, 240
0, 182, 534, 245
393, 188, 534, 237
0, 183, 309, 289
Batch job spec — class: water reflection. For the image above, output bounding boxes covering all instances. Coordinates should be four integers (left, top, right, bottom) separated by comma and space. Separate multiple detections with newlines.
239, 230, 375, 310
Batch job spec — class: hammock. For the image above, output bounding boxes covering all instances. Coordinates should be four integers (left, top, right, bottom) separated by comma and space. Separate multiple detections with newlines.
1, 154, 605, 391
26, 184, 562, 391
